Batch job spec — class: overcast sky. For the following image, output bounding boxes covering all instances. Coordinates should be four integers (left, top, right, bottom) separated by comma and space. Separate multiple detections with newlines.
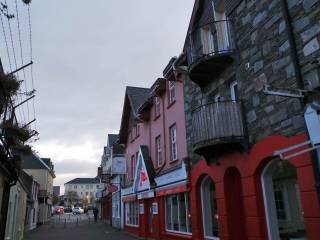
3, 0, 194, 193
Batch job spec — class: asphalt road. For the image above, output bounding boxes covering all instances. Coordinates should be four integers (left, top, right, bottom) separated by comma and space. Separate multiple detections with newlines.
24, 213, 138, 240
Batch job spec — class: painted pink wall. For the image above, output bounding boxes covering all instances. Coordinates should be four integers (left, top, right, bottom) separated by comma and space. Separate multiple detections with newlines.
124, 77, 188, 184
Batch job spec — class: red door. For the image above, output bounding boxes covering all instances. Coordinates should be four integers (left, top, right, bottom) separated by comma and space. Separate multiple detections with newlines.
146, 200, 155, 239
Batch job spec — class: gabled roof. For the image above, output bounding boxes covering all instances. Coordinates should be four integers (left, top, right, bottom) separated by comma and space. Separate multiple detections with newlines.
22, 154, 51, 171
107, 134, 118, 148
119, 86, 150, 143
65, 178, 101, 185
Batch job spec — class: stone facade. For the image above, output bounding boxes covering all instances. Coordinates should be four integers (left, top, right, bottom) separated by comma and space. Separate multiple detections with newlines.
182, 0, 320, 162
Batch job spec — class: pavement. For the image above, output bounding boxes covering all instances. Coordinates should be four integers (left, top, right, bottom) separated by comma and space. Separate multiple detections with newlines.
24, 213, 138, 240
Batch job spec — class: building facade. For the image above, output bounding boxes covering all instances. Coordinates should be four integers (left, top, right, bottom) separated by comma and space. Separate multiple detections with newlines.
119, 58, 191, 239
178, 0, 320, 240
22, 154, 55, 225
64, 178, 103, 207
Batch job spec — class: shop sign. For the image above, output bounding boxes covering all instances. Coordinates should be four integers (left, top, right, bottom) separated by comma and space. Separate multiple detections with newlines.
152, 202, 158, 214
137, 190, 154, 200
139, 203, 144, 214
111, 156, 127, 174
107, 184, 119, 193
155, 162, 187, 187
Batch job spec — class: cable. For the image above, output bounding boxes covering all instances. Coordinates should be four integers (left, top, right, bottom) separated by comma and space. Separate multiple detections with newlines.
0, 10, 12, 72
15, 0, 30, 121
27, 4, 36, 131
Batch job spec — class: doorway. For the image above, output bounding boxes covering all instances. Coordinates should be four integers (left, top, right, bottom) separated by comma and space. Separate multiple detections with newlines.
146, 200, 155, 239
201, 176, 219, 240
212, 0, 230, 52
224, 168, 247, 240
262, 159, 306, 240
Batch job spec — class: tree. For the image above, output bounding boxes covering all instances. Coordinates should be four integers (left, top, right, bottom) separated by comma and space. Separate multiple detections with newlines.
65, 191, 79, 205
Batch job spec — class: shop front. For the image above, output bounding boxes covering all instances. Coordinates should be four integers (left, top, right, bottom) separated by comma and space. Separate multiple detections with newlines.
189, 134, 320, 240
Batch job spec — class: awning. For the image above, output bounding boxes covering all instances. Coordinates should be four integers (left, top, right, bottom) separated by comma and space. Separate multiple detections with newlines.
122, 194, 137, 202
156, 181, 188, 197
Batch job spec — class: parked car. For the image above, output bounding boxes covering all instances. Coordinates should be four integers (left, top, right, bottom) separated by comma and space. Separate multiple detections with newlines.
72, 207, 84, 215
64, 206, 72, 213
54, 206, 64, 214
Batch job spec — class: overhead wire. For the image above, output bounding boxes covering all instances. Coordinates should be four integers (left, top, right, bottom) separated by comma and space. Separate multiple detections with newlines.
15, 0, 30, 121
4, 0, 25, 124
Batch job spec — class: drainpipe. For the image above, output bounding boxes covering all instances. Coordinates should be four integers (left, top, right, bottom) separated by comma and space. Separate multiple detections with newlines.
280, 0, 320, 202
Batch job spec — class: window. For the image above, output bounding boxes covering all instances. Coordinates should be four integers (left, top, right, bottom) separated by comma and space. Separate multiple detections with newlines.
156, 135, 162, 166
273, 184, 287, 220
74, 185, 77, 189
90, 185, 93, 189
165, 193, 191, 233
201, 25, 214, 54
170, 124, 178, 161
155, 96, 161, 117
168, 81, 175, 104
86, 185, 89, 189
230, 81, 238, 101
126, 201, 139, 226
131, 155, 136, 180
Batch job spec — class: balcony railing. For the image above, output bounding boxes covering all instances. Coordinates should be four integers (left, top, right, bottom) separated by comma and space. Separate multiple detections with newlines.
188, 20, 236, 87
191, 101, 246, 159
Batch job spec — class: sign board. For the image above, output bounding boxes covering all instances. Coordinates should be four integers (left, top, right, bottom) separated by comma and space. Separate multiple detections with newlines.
111, 156, 127, 174
152, 202, 158, 214
139, 203, 144, 214
107, 184, 119, 193
137, 190, 154, 200
133, 149, 151, 192
304, 105, 320, 144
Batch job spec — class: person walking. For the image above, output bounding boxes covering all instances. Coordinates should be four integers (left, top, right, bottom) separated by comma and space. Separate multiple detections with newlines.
93, 207, 99, 223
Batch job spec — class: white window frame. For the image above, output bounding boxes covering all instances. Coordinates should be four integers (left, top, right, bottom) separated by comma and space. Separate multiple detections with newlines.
201, 25, 215, 54
125, 201, 139, 227
156, 135, 162, 167
168, 81, 175, 104
155, 96, 161, 117
170, 124, 178, 161
214, 94, 221, 102
230, 81, 238, 101
165, 193, 192, 235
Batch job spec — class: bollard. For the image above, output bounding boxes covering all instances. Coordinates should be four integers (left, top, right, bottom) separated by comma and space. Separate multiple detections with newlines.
64, 218, 66, 228
76, 217, 79, 227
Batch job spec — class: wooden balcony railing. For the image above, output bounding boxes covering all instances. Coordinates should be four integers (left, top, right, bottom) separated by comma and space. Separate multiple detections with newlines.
191, 101, 246, 158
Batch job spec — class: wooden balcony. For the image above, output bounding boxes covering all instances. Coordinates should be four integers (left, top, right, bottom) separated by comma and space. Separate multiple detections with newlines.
188, 20, 236, 88
191, 101, 246, 162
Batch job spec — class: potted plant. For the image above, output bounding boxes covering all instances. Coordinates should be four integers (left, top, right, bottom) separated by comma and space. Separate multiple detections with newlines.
0, 74, 21, 96
11, 144, 32, 155
2, 122, 32, 142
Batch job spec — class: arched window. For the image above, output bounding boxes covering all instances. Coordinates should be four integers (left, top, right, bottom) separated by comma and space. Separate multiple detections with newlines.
262, 159, 306, 240
201, 176, 219, 239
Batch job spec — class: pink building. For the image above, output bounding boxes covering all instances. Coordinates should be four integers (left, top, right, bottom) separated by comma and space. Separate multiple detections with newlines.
119, 58, 191, 239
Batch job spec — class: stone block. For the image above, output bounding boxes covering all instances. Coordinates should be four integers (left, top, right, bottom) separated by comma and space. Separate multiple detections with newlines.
254, 60, 264, 73
279, 21, 286, 34
293, 17, 310, 32
272, 57, 290, 73
279, 40, 290, 53
264, 13, 282, 29
281, 119, 293, 128
292, 115, 305, 129
288, 0, 299, 8
286, 63, 296, 78
264, 105, 275, 113
253, 11, 267, 27
269, 110, 288, 125
303, 0, 319, 11
303, 38, 320, 56
247, 110, 257, 123
252, 94, 260, 107
301, 25, 320, 43
253, 73, 268, 92
263, 41, 272, 56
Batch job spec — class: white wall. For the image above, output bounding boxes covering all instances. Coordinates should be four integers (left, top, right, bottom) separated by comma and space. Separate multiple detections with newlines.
5, 182, 27, 240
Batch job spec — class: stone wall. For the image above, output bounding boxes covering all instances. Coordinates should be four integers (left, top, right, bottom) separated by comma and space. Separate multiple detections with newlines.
182, 0, 320, 163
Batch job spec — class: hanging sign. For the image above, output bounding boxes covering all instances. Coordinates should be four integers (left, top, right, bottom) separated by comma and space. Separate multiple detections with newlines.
107, 184, 119, 193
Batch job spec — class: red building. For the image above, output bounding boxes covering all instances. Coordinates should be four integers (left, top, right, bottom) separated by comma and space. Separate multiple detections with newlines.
119, 58, 192, 239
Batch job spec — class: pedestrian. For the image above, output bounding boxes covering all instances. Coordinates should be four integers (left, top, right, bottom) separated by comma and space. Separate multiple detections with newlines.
93, 207, 98, 223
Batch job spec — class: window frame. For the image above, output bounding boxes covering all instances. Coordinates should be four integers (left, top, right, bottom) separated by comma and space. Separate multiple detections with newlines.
155, 96, 161, 118
155, 135, 162, 167
168, 81, 175, 105
165, 193, 192, 234
230, 81, 238, 101
125, 201, 139, 227
170, 124, 178, 161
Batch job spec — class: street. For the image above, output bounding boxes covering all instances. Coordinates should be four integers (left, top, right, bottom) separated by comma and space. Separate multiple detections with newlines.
23, 213, 138, 240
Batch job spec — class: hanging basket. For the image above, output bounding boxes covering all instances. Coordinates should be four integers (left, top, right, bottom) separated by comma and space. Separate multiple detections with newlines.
11, 144, 32, 155
0, 74, 21, 96
22, 0, 32, 4
2, 123, 32, 142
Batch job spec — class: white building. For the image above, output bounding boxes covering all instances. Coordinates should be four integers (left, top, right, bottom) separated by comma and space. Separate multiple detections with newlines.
64, 178, 104, 206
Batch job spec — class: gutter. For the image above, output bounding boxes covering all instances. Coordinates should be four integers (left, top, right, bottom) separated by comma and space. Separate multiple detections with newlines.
280, 0, 320, 202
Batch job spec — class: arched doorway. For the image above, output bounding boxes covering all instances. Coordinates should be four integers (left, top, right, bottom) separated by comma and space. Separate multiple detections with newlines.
200, 176, 219, 240
262, 159, 306, 240
224, 168, 247, 240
